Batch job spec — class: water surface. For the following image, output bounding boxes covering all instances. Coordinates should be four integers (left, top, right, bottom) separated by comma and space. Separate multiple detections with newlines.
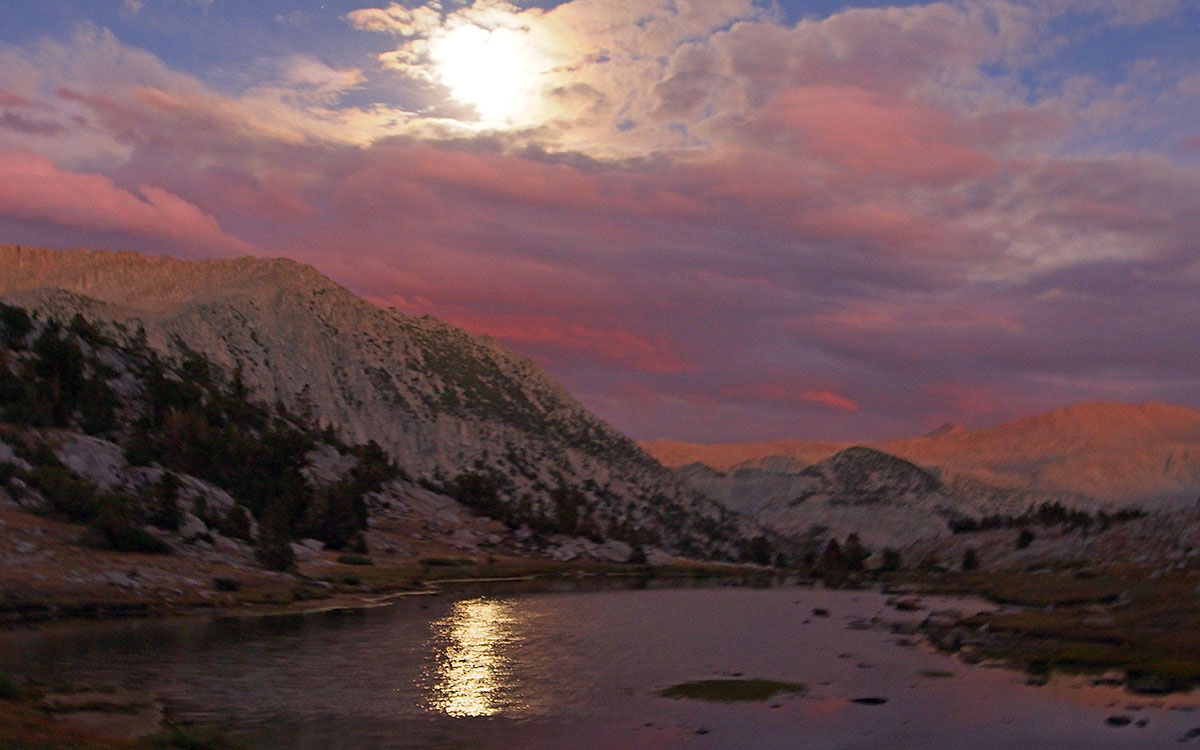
1, 583, 1196, 749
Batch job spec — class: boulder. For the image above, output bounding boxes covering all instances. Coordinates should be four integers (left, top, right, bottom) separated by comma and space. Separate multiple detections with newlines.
290, 542, 321, 561
298, 538, 325, 552
922, 609, 963, 630
178, 513, 209, 540
592, 540, 633, 563
0, 440, 29, 470
549, 542, 582, 562
936, 628, 968, 652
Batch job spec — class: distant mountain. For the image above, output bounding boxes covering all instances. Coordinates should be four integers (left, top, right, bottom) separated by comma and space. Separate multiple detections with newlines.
644, 439, 852, 474
679, 446, 1090, 549
885, 402, 1200, 505
0, 246, 770, 560
645, 402, 1200, 508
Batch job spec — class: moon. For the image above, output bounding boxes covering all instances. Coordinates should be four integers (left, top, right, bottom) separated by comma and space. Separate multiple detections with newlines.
429, 24, 544, 126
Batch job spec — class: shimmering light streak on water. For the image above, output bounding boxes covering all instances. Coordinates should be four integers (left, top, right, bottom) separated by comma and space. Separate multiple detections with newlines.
426, 597, 520, 717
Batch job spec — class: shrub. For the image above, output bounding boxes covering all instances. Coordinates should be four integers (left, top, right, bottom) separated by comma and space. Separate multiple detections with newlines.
843, 533, 869, 571
1016, 528, 1035, 549
0, 303, 33, 348
450, 473, 505, 518
0, 461, 18, 485
148, 474, 184, 531
0, 671, 20, 701
91, 499, 173, 554
744, 535, 772, 566
255, 527, 296, 572
962, 547, 980, 571
30, 465, 99, 523
817, 538, 846, 572
878, 548, 903, 572
217, 505, 253, 541
100, 525, 173, 554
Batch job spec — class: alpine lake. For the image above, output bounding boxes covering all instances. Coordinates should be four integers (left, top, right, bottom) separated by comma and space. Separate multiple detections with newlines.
2, 580, 1198, 749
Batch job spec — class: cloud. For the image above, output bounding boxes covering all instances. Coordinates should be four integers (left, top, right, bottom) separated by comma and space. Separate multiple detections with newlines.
743, 85, 993, 181
0, 25, 404, 166
349, 0, 762, 135
801, 390, 861, 413
0, 4, 1197, 440
346, 2, 446, 36
381, 305, 693, 374
0, 111, 66, 136
720, 381, 861, 412
0, 147, 253, 255
274, 11, 310, 27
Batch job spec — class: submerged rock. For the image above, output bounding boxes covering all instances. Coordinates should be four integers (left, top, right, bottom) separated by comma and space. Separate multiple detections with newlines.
921, 609, 963, 630
1127, 675, 1176, 695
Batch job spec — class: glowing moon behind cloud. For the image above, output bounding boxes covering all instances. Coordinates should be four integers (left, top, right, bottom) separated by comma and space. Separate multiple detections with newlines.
429, 23, 545, 126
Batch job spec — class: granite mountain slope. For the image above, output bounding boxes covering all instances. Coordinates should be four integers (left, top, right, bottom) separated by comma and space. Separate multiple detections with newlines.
0, 246, 767, 560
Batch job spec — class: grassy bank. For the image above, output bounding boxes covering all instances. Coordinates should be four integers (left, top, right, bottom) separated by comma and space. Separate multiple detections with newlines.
0, 675, 247, 750
907, 565, 1200, 694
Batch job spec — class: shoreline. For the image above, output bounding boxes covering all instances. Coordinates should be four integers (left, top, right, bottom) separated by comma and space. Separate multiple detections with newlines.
0, 557, 783, 629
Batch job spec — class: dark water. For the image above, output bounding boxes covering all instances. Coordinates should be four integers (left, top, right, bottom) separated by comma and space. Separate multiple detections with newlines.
1, 583, 1197, 749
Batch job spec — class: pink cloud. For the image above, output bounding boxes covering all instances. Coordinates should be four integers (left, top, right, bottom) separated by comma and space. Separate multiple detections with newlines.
0, 89, 36, 108
372, 299, 691, 375
333, 144, 707, 226
0, 147, 253, 255
198, 168, 317, 223
746, 86, 994, 181
722, 382, 861, 412
800, 390, 862, 412
811, 304, 1023, 336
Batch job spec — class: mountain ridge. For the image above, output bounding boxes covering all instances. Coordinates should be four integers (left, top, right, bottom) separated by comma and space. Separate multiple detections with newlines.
643, 400, 1200, 507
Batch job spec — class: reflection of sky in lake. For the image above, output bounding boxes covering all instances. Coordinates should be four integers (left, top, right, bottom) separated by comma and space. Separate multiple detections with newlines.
426, 598, 520, 717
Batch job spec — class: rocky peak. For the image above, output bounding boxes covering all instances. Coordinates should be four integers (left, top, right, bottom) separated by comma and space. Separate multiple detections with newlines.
802, 446, 943, 502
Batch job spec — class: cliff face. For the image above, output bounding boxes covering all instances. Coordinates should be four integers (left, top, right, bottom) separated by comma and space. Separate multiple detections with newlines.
0, 246, 764, 559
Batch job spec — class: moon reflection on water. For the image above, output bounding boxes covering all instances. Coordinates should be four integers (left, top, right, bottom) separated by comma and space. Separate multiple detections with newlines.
426, 598, 522, 718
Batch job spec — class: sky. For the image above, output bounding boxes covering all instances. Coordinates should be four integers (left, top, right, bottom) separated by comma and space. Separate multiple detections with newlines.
1, 0, 1198, 443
